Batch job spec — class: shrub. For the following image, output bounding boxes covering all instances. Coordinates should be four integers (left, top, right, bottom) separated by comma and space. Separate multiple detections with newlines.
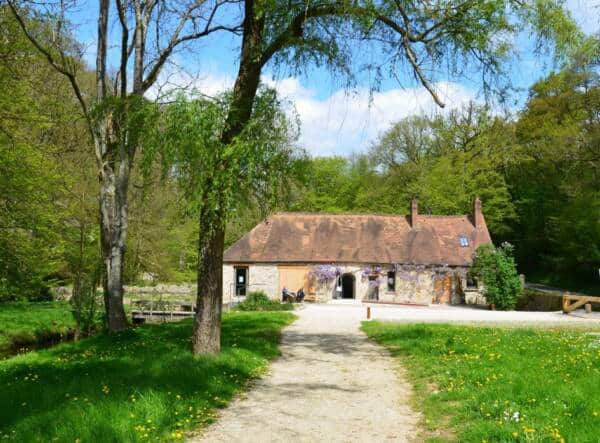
470, 243, 522, 310
236, 290, 294, 311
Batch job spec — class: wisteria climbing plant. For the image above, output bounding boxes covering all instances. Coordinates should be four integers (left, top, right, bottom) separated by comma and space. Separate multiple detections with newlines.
310, 264, 342, 284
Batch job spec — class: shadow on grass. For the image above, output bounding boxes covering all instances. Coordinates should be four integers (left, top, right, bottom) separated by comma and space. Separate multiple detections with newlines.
0, 311, 295, 442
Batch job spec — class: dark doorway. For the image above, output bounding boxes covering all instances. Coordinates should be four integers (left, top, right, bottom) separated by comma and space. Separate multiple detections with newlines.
235, 267, 248, 296
341, 273, 355, 299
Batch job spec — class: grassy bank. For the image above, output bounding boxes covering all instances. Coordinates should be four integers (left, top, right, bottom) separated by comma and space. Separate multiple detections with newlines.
0, 311, 295, 441
362, 322, 600, 442
0, 302, 77, 358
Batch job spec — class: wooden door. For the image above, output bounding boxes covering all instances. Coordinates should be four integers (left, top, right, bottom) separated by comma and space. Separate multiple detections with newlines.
433, 274, 452, 304
278, 266, 315, 300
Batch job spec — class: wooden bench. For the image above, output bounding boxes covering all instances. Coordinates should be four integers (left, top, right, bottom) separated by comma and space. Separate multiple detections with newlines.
562, 292, 600, 314
131, 299, 196, 323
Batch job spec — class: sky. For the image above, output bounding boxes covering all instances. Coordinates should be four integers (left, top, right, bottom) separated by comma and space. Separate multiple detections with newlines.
74, 0, 599, 157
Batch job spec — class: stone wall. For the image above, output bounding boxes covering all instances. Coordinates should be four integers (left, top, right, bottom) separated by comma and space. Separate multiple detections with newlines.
222, 262, 482, 305
381, 268, 436, 305
249, 265, 279, 300
222, 264, 235, 304
311, 264, 474, 305
222, 264, 280, 302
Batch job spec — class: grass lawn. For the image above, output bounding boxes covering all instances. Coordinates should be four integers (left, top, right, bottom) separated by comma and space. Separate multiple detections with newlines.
0, 311, 295, 442
362, 322, 600, 442
0, 302, 76, 358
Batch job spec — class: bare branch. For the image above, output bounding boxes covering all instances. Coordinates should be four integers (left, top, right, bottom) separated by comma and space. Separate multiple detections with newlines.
141, 1, 241, 93
115, 0, 129, 98
403, 42, 445, 107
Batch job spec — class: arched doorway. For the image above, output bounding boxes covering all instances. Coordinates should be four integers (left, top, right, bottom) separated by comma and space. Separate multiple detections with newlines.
341, 273, 355, 299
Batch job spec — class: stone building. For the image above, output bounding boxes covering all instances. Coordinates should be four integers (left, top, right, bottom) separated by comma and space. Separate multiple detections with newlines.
222, 198, 492, 305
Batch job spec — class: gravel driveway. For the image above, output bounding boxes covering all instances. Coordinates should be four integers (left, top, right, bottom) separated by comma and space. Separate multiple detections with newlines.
191, 304, 419, 443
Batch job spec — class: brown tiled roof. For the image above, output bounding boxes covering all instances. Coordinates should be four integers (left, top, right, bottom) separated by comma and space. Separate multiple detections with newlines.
224, 212, 492, 266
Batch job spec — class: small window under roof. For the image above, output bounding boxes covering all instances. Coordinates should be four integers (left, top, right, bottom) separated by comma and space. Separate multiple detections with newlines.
459, 235, 469, 247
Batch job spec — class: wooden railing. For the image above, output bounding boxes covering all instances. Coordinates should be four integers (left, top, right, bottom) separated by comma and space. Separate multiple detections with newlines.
562, 292, 600, 314
131, 299, 195, 323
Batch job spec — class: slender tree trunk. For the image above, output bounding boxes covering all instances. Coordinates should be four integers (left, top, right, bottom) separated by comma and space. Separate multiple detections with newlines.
192, 214, 225, 354
191, 1, 263, 354
99, 149, 130, 332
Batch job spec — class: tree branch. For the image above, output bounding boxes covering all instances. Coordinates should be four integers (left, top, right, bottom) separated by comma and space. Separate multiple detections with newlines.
115, 0, 129, 98
259, 4, 340, 68
141, 0, 240, 93
405, 44, 444, 107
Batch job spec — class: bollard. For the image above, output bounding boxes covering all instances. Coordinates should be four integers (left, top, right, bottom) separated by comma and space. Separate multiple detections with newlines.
585, 303, 592, 314
367, 306, 371, 320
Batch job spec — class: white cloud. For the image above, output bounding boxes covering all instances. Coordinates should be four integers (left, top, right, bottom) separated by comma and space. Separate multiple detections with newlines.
264, 77, 476, 156
149, 68, 476, 157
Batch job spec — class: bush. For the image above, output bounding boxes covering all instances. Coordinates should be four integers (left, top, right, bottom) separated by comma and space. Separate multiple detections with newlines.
236, 290, 294, 311
470, 243, 522, 310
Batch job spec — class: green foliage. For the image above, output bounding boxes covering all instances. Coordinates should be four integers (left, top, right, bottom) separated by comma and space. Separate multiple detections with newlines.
508, 56, 600, 283
0, 8, 79, 301
236, 290, 294, 312
70, 273, 103, 338
144, 88, 300, 235
363, 322, 600, 443
471, 243, 523, 310
0, 312, 295, 441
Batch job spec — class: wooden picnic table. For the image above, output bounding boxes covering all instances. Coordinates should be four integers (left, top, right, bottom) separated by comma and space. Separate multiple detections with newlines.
562, 292, 600, 314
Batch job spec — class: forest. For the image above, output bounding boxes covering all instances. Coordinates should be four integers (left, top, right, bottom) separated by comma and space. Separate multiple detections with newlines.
1, 2, 598, 309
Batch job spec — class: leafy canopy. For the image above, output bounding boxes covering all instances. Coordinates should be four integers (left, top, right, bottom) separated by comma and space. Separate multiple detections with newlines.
144, 88, 300, 231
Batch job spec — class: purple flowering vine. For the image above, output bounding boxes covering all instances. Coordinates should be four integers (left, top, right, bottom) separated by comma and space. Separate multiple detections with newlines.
310, 264, 342, 284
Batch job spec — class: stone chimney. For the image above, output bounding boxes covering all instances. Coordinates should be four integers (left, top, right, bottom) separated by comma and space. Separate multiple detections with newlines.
473, 197, 484, 229
410, 199, 418, 228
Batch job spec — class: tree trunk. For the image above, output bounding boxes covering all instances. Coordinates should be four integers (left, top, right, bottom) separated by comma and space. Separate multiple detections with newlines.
192, 216, 225, 355
191, 2, 263, 354
99, 154, 130, 332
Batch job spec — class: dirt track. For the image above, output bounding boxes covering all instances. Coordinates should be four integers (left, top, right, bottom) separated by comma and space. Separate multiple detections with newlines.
191, 304, 419, 443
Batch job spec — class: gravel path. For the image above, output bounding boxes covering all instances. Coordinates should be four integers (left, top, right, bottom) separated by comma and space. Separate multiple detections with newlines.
191, 304, 419, 443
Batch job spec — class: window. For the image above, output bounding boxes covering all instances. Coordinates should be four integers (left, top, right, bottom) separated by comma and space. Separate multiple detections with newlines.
459, 235, 469, 247
467, 275, 478, 289
234, 267, 248, 296
387, 271, 396, 291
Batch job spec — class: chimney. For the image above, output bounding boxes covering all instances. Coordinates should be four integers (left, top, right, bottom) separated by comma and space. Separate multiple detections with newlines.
473, 197, 484, 229
410, 199, 418, 228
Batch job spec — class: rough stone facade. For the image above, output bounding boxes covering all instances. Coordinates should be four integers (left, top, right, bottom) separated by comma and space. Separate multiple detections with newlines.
222, 263, 480, 305
249, 265, 279, 300
222, 264, 280, 303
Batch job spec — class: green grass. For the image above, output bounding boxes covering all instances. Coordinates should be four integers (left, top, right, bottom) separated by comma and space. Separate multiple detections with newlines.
362, 322, 600, 442
0, 302, 77, 358
0, 311, 295, 442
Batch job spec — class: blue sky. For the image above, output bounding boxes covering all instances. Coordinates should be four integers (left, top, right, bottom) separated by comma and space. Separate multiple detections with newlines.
73, 0, 599, 157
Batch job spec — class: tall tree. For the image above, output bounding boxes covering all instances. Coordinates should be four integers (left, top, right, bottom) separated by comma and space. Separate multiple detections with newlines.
509, 47, 600, 282
7, 0, 238, 331
191, 0, 580, 354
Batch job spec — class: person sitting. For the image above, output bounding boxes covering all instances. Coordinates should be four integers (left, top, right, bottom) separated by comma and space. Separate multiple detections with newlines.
281, 286, 290, 302
296, 287, 305, 303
